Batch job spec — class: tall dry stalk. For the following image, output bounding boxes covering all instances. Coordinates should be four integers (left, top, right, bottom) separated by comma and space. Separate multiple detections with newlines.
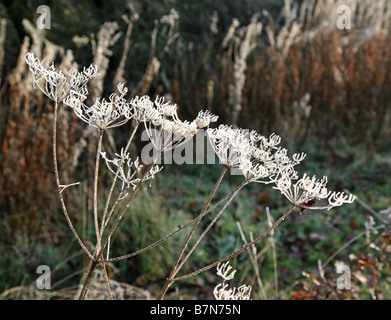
0, 18, 6, 86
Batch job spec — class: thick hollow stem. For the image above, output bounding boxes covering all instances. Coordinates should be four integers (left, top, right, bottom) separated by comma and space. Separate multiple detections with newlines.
52, 98, 94, 261
93, 129, 104, 254
78, 259, 98, 300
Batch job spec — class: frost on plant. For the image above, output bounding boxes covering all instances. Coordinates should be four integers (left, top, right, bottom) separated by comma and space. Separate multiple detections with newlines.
101, 148, 162, 190
274, 173, 355, 211
64, 82, 133, 129
207, 125, 306, 184
213, 262, 252, 300
23, 48, 356, 301
206, 123, 355, 212
24, 52, 99, 102
131, 95, 218, 152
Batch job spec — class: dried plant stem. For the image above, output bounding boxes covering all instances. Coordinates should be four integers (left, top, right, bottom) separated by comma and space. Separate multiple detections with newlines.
98, 156, 160, 258
101, 175, 122, 236
78, 124, 139, 301
171, 205, 296, 283
176, 179, 248, 273
78, 257, 97, 300
99, 254, 113, 300
237, 222, 267, 300
78, 252, 114, 300
100, 123, 140, 236
78, 160, 159, 300
343, 189, 384, 222
102, 190, 125, 233
157, 166, 228, 299
52, 97, 94, 261
94, 129, 104, 254
0, 19, 6, 86
113, 16, 134, 86
321, 225, 385, 269
266, 207, 278, 298
91, 125, 139, 300
157, 168, 241, 300
106, 181, 246, 263
98, 179, 145, 253
174, 166, 228, 268
79, 150, 159, 300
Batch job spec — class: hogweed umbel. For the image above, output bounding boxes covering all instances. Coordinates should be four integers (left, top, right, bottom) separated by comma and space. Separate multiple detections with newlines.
213, 262, 252, 300
132, 95, 218, 152
100, 148, 162, 190
64, 82, 133, 129
24, 52, 99, 102
274, 173, 355, 211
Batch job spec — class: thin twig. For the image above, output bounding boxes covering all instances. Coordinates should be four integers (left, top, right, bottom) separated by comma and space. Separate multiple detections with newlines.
237, 222, 267, 300
322, 226, 385, 269
99, 255, 113, 300
171, 205, 296, 282
176, 179, 247, 273
98, 155, 161, 258
266, 207, 279, 298
157, 166, 230, 299
100, 122, 139, 237
106, 181, 247, 262
344, 189, 385, 222
174, 167, 228, 269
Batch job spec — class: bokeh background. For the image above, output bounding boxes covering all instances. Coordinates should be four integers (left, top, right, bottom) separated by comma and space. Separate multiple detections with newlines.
0, 0, 390, 299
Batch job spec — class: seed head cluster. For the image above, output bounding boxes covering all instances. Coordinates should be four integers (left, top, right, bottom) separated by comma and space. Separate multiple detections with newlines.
25, 52, 355, 211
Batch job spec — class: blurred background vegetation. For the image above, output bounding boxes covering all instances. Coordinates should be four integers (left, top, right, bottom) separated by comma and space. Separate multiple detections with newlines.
0, 0, 390, 299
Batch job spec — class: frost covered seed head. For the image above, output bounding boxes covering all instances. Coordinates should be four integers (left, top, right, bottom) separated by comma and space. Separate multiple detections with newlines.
24, 52, 98, 102
207, 125, 251, 168
195, 110, 219, 129
213, 262, 252, 300
207, 126, 305, 184
216, 261, 236, 281
101, 148, 162, 190
274, 173, 355, 211
138, 95, 218, 152
64, 82, 132, 129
